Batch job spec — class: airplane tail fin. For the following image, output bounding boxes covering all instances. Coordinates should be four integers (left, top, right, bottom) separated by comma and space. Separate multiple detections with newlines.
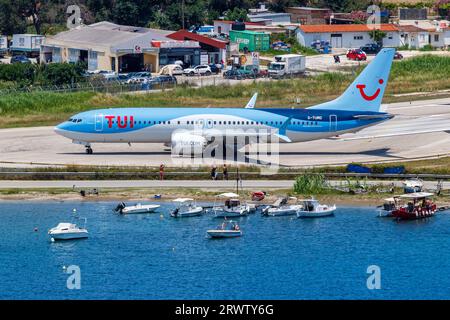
308, 48, 395, 113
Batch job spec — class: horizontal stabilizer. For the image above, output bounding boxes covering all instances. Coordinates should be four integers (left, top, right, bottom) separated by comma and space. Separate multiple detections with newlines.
353, 114, 394, 120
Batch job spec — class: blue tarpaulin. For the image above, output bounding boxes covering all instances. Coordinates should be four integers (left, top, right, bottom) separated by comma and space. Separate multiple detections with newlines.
346, 164, 371, 173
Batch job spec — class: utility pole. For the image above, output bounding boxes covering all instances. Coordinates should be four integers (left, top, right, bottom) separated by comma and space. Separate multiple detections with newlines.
181, 0, 185, 30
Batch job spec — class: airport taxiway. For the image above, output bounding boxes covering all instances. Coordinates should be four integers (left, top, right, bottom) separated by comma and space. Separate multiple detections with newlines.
0, 97, 449, 168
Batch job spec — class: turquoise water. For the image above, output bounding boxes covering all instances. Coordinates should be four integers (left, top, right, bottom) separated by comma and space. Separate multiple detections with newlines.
1, 201, 450, 300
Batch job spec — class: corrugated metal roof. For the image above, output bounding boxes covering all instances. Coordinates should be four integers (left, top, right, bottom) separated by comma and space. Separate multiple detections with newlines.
48, 22, 173, 49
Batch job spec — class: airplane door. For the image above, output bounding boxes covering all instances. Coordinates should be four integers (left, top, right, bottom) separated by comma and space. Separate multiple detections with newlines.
329, 114, 337, 132
95, 114, 103, 132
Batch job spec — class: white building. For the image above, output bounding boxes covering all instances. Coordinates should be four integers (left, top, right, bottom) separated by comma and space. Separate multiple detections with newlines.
0, 35, 7, 55
399, 20, 449, 48
295, 24, 399, 49
10, 34, 45, 57
397, 25, 429, 49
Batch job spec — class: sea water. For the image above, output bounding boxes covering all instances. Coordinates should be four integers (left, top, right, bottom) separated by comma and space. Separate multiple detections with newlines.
1, 201, 450, 300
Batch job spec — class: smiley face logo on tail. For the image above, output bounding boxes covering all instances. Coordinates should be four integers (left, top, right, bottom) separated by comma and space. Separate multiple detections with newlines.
356, 79, 384, 101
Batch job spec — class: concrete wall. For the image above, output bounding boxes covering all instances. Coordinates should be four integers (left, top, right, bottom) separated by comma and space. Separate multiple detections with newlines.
214, 22, 232, 35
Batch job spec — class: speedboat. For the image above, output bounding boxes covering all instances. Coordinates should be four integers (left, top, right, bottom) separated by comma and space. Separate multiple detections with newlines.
114, 202, 160, 214
403, 178, 423, 193
378, 197, 399, 217
48, 218, 88, 241
207, 220, 242, 238
262, 197, 302, 217
170, 198, 203, 218
212, 193, 250, 218
297, 199, 336, 218
392, 192, 436, 220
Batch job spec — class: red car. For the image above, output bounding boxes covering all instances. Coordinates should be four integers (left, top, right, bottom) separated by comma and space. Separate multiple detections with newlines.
346, 49, 367, 61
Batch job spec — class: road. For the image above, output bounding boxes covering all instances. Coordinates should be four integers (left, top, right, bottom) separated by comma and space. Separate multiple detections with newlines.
0, 179, 447, 190
0, 97, 450, 168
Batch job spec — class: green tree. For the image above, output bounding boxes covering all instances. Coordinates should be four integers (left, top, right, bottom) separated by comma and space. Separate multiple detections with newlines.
112, 0, 140, 25
224, 7, 248, 21
368, 29, 386, 44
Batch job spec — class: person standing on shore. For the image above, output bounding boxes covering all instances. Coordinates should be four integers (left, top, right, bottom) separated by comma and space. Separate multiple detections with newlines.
223, 164, 229, 180
159, 164, 165, 181
211, 165, 217, 180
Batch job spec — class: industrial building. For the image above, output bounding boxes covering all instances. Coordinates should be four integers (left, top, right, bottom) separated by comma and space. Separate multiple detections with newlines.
41, 22, 200, 73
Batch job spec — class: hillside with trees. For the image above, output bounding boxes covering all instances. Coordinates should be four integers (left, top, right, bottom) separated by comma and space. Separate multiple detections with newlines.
0, 0, 377, 35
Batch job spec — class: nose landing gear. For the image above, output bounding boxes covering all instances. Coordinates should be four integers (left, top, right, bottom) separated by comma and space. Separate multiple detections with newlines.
85, 146, 93, 154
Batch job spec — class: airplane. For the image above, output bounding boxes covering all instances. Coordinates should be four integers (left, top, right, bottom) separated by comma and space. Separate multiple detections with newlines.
55, 48, 399, 156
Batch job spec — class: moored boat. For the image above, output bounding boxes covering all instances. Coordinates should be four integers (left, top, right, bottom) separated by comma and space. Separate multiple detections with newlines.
297, 199, 336, 218
170, 198, 203, 218
262, 197, 302, 217
213, 193, 249, 218
207, 220, 242, 238
378, 197, 399, 217
48, 218, 88, 241
392, 192, 436, 220
114, 202, 160, 214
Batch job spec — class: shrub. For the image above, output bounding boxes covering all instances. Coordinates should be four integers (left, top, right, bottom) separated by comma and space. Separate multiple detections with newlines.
293, 173, 327, 194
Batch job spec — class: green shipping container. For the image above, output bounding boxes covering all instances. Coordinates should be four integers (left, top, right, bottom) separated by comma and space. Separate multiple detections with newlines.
229, 30, 270, 52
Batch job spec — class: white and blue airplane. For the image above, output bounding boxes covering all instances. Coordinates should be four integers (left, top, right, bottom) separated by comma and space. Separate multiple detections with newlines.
55, 48, 397, 155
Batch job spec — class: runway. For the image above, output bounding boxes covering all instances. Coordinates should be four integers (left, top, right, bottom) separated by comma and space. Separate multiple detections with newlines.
1, 97, 450, 168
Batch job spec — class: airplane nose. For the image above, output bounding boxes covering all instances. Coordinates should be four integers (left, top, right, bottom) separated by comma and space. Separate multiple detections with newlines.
54, 123, 66, 136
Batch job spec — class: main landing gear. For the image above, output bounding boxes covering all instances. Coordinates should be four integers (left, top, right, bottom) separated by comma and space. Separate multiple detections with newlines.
85, 146, 93, 154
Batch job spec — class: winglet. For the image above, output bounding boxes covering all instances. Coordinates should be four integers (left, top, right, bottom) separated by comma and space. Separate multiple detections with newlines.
245, 93, 258, 109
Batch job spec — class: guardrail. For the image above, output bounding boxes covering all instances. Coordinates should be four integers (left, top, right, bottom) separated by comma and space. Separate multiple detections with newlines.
0, 171, 449, 180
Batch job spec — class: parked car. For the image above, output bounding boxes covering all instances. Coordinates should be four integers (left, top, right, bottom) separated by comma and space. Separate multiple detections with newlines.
208, 63, 222, 74
360, 43, 382, 54
394, 51, 403, 60
346, 49, 367, 61
151, 75, 177, 85
10, 55, 31, 64
160, 64, 183, 76
127, 71, 151, 78
126, 77, 150, 84
223, 69, 246, 80
183, 65, 212, 76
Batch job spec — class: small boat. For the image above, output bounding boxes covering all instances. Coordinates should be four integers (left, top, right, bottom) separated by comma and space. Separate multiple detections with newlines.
403, 178, 423, 194
170, 198, 203, 218
378, 197, 399, 217
392, 192, 436, 221
212, 193, 250, 218
48, 218, 88, 241
297, 199, 336, 218
114, 202, 160, 214
207, 220, 242, 238
262, 197, 302, 217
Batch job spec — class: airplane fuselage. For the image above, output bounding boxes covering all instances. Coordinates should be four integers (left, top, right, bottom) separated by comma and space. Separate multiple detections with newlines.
55, 107, 393, 144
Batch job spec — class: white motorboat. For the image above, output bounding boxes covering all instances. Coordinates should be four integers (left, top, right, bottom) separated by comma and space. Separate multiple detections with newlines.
212, 193, 249, 218
403, 178, 423, 193
262, 197, 302, 217
114, 202, 160, 214
48, 218, 88, 241
297, 199, 336, 218
170, 198, 203, 218
207, 220, 242, 238
378, 197, 398, 217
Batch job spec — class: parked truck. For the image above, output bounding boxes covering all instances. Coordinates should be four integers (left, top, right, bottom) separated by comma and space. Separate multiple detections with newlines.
268, 54, 305, 78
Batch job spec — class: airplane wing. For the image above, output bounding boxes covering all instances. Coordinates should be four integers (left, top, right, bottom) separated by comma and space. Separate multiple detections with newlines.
339, 114, 450, 141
